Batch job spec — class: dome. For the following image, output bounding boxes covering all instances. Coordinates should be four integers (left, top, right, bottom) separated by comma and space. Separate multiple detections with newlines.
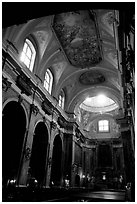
80, 94, 118, 113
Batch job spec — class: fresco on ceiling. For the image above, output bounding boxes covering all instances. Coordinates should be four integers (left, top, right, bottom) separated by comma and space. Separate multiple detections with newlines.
79, 70, 105, 85
53, 10, 102, 68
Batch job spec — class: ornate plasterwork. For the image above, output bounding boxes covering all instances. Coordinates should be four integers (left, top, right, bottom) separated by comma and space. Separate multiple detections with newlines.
75, 99, 119, 131
88, 118, 120, 136
53, 10, 102, 68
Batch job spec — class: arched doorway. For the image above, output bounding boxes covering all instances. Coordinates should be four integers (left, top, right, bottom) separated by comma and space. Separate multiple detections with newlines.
29, 122, 49, 187
2, 101, 26, 186
50, 135, 62, 187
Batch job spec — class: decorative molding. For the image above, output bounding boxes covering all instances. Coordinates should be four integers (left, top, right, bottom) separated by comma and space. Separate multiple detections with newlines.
71, 163, 77, 172
58, 117, 67, 128
18, 95, 23, 104
41, 100, 52, 115
58, 116, 74, 131
24, 147, 31, 160
59, 131, 64, 138
31, 104, 39, 116
47, 157, 52, 167
113, 144, 123, 148
2, 77, 12, 92
43, 116, 47, 123
51, 121, 57, 130
16, 75, 32, 96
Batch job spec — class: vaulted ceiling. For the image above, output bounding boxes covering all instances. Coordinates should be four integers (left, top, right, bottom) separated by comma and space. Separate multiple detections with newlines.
29, 9, 124, 130
4, 7, 125, 133
51, 10, 122, 112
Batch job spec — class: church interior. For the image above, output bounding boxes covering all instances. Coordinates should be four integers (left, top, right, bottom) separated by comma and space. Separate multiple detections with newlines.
2, 2, 135, 202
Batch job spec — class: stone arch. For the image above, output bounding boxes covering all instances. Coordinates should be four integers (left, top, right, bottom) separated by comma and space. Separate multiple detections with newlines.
2, 100, 27, 186
29, 121, 49, 187
50, 134, 63, 187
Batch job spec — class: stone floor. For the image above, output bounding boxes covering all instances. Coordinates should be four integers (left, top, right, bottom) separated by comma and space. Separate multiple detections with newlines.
2, 186, 132, 202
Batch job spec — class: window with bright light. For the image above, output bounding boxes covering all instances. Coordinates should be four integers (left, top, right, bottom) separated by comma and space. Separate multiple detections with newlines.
98, 120, 109, 132
44, 68, 53, 94
58, 90, 65, 109
20, 39, 36, 72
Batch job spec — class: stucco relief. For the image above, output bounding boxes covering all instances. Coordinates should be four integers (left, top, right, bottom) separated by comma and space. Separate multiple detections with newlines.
89, 123, 97, 133
88, 118, 120, 137
79, 109, 95, 129
112, 121, 120, 133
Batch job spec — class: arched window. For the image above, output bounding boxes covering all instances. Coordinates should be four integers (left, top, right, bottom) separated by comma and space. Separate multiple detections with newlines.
44, 68, 53, 94
20, 39, 36, 72
58, 90, 65, 109
98, 120, 109, 132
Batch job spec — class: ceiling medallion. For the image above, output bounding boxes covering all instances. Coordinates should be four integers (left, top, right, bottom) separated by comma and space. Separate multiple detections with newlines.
53, 10, 102, 68
79, 71, 105, 85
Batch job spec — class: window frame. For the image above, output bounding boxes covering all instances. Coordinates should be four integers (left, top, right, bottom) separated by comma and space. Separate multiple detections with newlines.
44, 68, 53, 94
58, 90, 65, 109
98, 120, 109, 133
20, 38, 36, 72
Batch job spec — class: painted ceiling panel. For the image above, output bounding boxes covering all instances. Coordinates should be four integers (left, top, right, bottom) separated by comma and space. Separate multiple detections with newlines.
53, 10, 102, 68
